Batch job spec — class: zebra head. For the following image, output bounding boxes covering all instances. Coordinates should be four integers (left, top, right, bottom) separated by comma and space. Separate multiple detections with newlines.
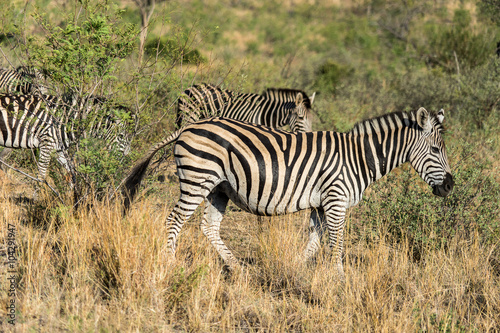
289, 92, 313, 132
16, 66, 49, 94
409, 107, 454, 197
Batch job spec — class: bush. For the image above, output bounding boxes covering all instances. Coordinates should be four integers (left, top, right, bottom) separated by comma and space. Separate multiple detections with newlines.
391, 57, 500, 130
355, 140, 500, 258
424, 9, 494, 72
145, 36, 206, 64
313, 59, 353, 94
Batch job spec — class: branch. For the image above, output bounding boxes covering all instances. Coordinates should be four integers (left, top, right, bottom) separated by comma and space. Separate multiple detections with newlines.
0, 159, 64, 204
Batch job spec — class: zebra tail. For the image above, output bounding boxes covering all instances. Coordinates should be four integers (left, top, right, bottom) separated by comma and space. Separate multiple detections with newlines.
122, 129, 181, 212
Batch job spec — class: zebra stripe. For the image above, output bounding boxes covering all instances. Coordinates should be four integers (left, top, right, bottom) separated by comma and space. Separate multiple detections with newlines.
0, 66, 47, 95
0, 93, 132, 181
126, 108, 454, 276
177, 84, 313, 133
121, 85, 314, 209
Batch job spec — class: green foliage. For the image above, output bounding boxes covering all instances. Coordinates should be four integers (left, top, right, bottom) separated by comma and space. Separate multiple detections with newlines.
28, 2, 135, 94
144, 35, 206, 64
413, 307, 469, 333
313, 59, 353, 94
165, 265, 207, 316
478, 0, 500, 26
356, 140, 500, 257
75, 137, 130, 193
391, 57, 500, 130
14, 1, 139, 202
424, 9, 494, 72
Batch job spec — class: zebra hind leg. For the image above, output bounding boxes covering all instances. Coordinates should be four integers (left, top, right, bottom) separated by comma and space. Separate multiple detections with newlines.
165, 193, 206, 259
302, 208, 326, 263
324, 204, 347, 281
201, 191, 240, 270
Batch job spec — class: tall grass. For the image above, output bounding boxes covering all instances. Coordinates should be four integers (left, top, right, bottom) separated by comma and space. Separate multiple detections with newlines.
1, 172, 499, 331
0, 0, 499, 331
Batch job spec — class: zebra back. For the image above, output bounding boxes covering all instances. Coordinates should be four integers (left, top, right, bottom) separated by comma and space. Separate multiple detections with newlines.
177, 83, 235, 128
0, 66, 48, 95
177, 83, 313, 132
0, 93, 132, 159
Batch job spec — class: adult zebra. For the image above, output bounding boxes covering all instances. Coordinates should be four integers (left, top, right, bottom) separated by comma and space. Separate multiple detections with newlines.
124, 108, 454, 277
0, 66, 47, 95
121, 85, 313, 209
0, 66, 49, 168
177, 83, 314, 133
0, 93, 132, 183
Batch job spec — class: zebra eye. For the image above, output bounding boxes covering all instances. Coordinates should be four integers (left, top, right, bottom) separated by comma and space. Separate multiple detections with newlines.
431, 146, 440, 154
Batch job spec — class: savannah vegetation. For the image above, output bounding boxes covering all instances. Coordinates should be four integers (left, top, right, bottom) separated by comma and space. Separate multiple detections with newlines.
0, 0, 499, 331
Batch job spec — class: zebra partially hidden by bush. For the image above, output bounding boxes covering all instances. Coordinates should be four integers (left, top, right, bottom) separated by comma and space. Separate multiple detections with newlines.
123, 108, 454, 277
0, 66, 49, 169
177, 83, 314, 133
0, 66, 47, 95
122, 84, 314, 209
0, 93, 132, 184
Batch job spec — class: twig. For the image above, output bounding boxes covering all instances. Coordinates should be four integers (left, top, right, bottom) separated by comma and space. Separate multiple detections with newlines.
0, 159, 64, 204
0, 46, 16, 69
453, 51, 460, 76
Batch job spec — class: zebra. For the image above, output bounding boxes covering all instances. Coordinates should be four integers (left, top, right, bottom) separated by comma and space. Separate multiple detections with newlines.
0, 93, 133, 183
121, 85, 314, 209
123, 108, 454, 277
0, 66, 49, 167
0, 66, 48, 95
177, 83, 314, 133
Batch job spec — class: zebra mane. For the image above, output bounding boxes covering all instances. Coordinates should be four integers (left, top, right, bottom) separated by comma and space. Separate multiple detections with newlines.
351, 110, 444, 135
262, 88, 312, 109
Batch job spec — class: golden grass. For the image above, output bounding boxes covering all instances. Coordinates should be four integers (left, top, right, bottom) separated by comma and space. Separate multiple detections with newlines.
0, 174, 499, 332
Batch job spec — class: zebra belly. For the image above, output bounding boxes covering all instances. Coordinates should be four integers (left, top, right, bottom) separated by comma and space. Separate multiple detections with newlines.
217, 179, 320, 216
0, 132, 38, 148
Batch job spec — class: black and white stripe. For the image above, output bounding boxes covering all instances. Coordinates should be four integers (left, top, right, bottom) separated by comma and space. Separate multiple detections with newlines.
177, 83, 314, 133
0, 66, 47, 95
121, 84, 315, 209
124, 108, 454, 276
0, 93, 132, 182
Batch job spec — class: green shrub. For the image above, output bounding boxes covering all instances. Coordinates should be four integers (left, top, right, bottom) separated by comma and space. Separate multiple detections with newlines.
145, 35, 206, 64
424, 9, 494, 72
391, 57, 500, 130
313, 59, 353, 94
355, 140, 500, 257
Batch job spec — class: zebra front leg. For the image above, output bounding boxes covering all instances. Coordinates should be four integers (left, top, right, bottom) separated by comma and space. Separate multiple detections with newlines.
32, 144, 54, 199
201, 191, 240, 270
36, 144, 53, 182
56, 151, 77, 188
324, 202, 347, 280
302, 208, 326, 262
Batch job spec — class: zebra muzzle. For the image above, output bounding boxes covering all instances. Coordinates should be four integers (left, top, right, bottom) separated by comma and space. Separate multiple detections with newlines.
432, 173, 454, 197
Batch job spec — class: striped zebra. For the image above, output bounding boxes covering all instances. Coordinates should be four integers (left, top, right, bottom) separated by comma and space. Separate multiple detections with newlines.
123, 108, 454, 276
177, 83, 314, 133
0, 66, 48, 95
0, 93, 132, 183
121, 85, 314, 209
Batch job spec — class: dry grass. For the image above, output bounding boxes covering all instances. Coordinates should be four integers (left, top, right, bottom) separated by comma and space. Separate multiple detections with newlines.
0, 172, 499, 332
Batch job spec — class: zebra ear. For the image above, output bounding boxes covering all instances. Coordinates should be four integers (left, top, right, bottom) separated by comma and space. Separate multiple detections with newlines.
295, 92, 304, 106
437, 109, 445, 124
309, 92, 316, 106
416, 107, 431, 131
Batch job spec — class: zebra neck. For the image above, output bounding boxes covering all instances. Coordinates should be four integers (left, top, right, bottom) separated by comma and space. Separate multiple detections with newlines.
258, 101, 292, 128
349, 111, 417, 185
